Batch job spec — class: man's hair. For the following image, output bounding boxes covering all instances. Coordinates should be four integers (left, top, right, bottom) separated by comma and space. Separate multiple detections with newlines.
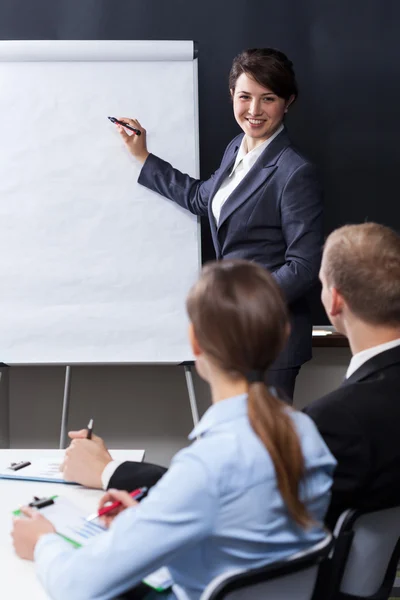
323, 223, 400, 325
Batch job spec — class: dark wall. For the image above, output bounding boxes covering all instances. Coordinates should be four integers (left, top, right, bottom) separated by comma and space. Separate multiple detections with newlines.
1, 0, 399, 323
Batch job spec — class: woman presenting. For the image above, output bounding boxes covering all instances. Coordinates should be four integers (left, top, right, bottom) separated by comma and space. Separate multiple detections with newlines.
115, 48, 323, 400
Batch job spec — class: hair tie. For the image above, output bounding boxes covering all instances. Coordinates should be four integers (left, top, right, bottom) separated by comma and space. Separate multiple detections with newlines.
246, 370, 265, 384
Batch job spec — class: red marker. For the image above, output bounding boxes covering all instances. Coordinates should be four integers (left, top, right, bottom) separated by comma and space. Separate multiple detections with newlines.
86, 486, 148, 522
108, 116, 141, 136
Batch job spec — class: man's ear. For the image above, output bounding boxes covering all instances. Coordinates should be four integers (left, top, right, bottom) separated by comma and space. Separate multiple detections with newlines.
188, 323, 202, 357
230, 88, 234, 99
330, 287, 344, 317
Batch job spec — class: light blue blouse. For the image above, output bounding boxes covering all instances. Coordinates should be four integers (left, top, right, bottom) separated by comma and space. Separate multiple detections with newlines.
34, 394, 336, 600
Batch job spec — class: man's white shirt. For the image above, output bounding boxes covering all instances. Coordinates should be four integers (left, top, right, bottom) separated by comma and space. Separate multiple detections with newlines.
101, 460, 124, 489
346, 338, 400, 379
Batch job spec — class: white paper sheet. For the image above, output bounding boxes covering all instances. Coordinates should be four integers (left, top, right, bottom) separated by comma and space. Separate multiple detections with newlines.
0, 449, 145, 483
0, 42, 199, 364
39, 497, 106, 546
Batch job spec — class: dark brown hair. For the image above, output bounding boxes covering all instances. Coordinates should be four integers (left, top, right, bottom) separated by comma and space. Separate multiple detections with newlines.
323, 223, 400, 325
229, 48, 298, 102
186, 260, 311, 527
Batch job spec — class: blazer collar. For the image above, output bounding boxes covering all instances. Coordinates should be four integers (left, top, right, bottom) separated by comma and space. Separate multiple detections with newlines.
228, 128, 291, 168
344, 345, 400, 385
217, 129, 291, 230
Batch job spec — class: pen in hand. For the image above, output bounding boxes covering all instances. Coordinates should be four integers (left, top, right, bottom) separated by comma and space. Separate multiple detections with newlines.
86, 418, 94, 440
86, 487, 148, 522
107, 116, 141, 136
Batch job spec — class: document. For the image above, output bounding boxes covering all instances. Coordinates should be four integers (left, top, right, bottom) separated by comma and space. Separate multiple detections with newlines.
0, 450, 145, 484
312, 330, 334, 336
39, 497, 106, 546
0, 459, 74, 484
13, 494, 172, 590
14, 496, 106, 547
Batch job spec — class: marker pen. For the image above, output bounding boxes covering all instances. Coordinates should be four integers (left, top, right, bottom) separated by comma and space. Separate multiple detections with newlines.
108, 116, 141, 136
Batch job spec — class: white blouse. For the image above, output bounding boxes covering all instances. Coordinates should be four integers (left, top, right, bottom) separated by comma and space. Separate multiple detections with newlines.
211, 124, 284, 225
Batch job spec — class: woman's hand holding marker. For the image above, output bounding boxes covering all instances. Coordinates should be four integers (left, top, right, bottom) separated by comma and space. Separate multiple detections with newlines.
110, 116, 149, 164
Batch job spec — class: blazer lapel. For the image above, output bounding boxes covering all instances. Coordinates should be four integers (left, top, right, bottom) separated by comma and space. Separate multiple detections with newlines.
217, 130, 291, 231
207, 142, 240, 257
343, 345, 400, 386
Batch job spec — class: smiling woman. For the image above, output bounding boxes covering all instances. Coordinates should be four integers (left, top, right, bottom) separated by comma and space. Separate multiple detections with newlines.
229, 48, 297, 148
232, 73, 288, 144
112, 48, 323, 401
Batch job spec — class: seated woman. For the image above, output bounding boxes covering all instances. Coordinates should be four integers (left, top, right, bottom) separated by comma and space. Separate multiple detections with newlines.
12, 260, 336, 600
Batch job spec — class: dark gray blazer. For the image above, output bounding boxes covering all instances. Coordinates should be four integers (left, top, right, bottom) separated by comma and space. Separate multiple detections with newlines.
304, 345, 400, 528
138, 129, 323, 368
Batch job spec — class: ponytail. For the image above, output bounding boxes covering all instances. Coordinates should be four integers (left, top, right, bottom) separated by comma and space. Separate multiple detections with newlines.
185, 259, 307, 522
247, 383, 311, 528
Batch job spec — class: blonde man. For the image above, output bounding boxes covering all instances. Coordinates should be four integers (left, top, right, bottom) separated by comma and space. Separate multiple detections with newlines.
305, 222, 400, 526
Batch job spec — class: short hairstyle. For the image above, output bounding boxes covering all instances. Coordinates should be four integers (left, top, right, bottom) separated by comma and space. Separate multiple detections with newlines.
323, 223, 400, 325
229, 48, 298, 103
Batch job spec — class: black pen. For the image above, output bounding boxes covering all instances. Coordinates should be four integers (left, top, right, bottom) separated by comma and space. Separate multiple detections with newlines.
87, 418, 94, 440
108, 116, 141, 136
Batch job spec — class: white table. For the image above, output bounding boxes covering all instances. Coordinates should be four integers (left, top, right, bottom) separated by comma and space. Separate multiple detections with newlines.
0, 448, 145, 599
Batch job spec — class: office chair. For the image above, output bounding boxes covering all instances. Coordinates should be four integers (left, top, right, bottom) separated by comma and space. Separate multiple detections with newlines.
201, 532, 333, 599
320, 505, 400, 600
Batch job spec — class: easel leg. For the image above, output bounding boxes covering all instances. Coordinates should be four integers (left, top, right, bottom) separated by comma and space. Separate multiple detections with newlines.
59, 366, 72, 449
0, 367, 10, 448
184, 364, 199, 427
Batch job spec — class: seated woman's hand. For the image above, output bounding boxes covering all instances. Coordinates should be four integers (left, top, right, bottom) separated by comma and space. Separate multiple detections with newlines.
98, 489, 138, 528
12, 507, 56, 560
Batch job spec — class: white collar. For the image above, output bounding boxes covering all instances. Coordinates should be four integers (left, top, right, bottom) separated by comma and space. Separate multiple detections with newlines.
230, 124, 284, 175
346, 338, 400, 379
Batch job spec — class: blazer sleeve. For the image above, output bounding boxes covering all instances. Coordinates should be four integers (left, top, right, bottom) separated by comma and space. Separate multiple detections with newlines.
304, 397, 371, 526
137, 139, 237, 217
108, 461, 167, 492
272, 162, 323, 304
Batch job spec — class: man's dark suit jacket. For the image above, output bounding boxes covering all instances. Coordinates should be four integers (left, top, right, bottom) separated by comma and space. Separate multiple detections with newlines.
138, 129, 323, 369
109, 345, 400, 531
304, 344, 400, 528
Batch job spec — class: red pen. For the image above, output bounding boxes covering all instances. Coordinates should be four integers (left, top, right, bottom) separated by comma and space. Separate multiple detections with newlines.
86, 486, 148, 522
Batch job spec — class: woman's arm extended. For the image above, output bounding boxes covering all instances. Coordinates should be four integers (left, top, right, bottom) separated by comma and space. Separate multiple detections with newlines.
116, 117, 237, 218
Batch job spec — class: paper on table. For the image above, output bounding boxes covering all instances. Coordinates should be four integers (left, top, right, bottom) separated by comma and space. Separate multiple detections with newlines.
143, 567, 173, 591
40, 497, 106, 546
0, 459, 70, 484
31, 497, 172, 589
0, 450, 145, 484
312, 330, 334, 336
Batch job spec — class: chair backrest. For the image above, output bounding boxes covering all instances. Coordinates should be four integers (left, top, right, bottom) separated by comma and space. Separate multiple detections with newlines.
328, 505, 400, 599
200, 533, 332, 600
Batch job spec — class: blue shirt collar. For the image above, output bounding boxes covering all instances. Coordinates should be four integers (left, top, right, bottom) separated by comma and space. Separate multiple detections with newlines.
188, 393, 248, 440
